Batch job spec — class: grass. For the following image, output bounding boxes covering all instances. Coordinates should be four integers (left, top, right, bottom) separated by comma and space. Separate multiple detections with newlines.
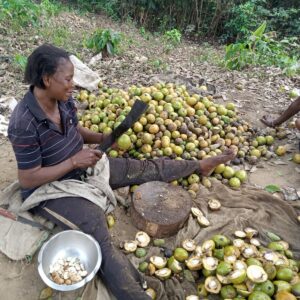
193, 43, 224, 67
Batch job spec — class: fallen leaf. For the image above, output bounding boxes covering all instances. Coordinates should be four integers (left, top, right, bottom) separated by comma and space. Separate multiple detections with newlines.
264, 184, 281, 194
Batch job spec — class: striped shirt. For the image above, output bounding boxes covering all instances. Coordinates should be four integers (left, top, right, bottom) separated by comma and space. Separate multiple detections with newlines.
8, 87, 84, 199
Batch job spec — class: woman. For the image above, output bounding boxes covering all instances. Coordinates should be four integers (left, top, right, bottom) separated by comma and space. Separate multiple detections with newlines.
8, 44, 235, 299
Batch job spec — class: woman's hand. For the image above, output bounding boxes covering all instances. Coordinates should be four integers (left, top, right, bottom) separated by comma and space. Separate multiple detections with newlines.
70, 149, 103, 169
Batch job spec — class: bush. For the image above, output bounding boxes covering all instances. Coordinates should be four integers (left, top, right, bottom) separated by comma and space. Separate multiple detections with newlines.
163, 29, 182, 46
0, 0, 40, 28
0, 0, 62, 29
84, 29, 122, 56
224, 22, 300, 76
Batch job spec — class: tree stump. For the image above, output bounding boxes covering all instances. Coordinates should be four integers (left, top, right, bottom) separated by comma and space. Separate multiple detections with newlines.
131, 181, 192, 238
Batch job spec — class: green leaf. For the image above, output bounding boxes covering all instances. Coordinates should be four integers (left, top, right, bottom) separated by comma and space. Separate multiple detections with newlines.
264, 184, 281, 193
253, 21, 266, 38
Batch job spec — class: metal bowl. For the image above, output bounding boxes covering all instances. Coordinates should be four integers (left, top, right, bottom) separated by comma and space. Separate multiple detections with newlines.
38, 230, 101, 291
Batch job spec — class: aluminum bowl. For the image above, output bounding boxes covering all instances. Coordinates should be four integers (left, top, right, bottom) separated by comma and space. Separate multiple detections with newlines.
38, 230, 101, 291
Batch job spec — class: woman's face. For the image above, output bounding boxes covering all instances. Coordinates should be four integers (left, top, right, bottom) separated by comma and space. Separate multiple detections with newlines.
46, 58, 74, 101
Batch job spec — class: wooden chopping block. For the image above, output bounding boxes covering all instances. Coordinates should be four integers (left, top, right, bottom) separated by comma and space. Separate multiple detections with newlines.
131, 181, 192, 238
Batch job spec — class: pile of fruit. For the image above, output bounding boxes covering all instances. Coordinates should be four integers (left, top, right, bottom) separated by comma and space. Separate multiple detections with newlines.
121, 222, 300, 299
76, 82, 296, 193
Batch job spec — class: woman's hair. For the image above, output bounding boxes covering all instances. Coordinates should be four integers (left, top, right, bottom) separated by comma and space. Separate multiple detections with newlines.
24, 44, 70, 89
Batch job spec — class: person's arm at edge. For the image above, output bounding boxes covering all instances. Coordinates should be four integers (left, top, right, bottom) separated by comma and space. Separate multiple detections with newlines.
271, 96, 300, 126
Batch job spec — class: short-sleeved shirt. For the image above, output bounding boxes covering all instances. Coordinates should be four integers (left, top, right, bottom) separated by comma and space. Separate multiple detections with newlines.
8, 87, 84, 199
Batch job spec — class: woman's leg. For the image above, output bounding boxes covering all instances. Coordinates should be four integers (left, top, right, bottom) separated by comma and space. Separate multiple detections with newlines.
32, 198, 150, 300
108, 149, 235, 189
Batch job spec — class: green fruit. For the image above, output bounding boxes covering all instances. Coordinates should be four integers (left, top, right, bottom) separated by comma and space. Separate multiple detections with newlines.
117, 134, 132, 150
135, 248, 147, 258
140, 93, 152, 103
167, 256, 182, 273
213, 248, 224, 260
217, 105, 228, 116
226, 102, 236, 110
291, 282, 300, 296
91, 114, 101, 124
292, 153, 300, 164
213, 235, 230, 248
153, 239, 165, 247
273, 280, 292, 292
103, 127, 113, 135
276, 268, 294, 282
246, 258, 262, 267
228, 269, 247, 284
186, 142, 196, 152
256, 136, 266, 145
275, 291, 296, 300
202, 269, 216, 277
198, 115, 208, 125
138, 261, 148, 272
223, 166, 235, 179
276, 146, 286, 156
188, 173, 200, 184
268, 242, 285, 251
229, 177, 241, 188
250, 149, 261, 158
263, 263, 277, 280
248, 291, 271, 300
289, 89, 300, 99
235, 284, 251, 297
217, 261, 232, 276
214, 163, 226, 174
265, 136, 274, 145
90, 124, 99, 132
152, 91, 164, 101
109, 149, 118, 158
173, 248, 189, 262
235, 170, 247, 183
220, 285, 237, 299
197, 283, 208, 296
254, 280, 275, 296
133, 122, 143, 133
145, 287, 156, 299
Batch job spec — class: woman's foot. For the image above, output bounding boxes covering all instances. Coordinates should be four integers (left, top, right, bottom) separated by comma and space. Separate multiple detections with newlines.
260, 115, 277, 127
199, 149, 236, 176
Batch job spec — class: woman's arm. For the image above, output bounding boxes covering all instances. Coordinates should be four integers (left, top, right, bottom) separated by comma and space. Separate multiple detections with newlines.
18, 148, 102, 189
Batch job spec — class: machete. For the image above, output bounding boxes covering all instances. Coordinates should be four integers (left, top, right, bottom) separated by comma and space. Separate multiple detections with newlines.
98, 100, 148, 152
0, 207, 50, 231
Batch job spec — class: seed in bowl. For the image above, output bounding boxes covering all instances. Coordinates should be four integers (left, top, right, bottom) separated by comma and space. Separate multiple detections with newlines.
49, 257, 88, 285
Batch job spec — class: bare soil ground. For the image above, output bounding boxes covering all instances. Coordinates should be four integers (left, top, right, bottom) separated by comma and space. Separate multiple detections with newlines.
0, 10, 299, 300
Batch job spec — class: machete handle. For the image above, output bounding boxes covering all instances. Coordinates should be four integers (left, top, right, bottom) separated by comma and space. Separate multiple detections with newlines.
0, 208, 17, 221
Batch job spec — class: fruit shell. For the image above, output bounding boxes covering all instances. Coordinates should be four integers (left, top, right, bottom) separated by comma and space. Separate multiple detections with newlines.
154, 268, 171, 280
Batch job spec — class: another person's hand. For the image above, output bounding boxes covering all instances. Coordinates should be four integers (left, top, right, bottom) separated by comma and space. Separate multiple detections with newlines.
70, 149, 102, 169
260, 115, 277, 127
